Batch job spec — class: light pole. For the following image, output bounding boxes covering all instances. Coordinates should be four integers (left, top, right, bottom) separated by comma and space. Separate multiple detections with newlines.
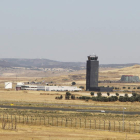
123, 107, 126, 131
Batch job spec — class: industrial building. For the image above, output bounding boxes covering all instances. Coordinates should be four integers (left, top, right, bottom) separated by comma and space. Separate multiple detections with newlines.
86, 54, 113, 92
16, 85, 82, 91
120, 75, 140, 82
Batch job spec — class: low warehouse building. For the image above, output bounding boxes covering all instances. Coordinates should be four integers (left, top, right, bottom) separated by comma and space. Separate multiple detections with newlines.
16, 85, 82, 91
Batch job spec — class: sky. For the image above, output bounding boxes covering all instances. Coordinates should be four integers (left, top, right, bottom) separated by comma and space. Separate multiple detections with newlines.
0, 0, 140, 64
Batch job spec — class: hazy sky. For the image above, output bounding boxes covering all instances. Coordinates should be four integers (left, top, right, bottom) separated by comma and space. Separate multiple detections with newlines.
0, 0, 140, 64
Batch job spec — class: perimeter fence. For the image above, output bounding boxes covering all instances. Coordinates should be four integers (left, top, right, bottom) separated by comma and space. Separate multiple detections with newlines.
1, 114, 140, 133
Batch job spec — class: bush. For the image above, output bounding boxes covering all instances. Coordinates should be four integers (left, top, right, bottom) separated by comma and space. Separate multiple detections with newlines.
116, 93, 119, 96
90, 92, 94, 96
71, 95, 75, 100
72, 82, 76, 85
123, 87, 126, 89
107, 92, 110, 96
125, 93, 128, 97
79, 86, 84, 89
132, 92, 137, 97
97, 92, 102, 97
66, 92, 71, 96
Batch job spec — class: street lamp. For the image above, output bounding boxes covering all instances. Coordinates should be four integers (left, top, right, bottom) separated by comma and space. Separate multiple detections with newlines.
123, 107, 126, 131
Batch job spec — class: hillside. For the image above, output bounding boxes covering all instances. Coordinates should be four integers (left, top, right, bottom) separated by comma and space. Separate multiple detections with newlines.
99, 65, 140, 81
0, 58, 139, 70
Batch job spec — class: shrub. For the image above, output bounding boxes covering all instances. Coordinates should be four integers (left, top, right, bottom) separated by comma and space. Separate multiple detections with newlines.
79, 86, 84, 89
97, 92, 102, 97
66, 92, 71, 96
125, 93, 128, 97
107, 92, 110, 96
116, 93, 119, 96
90, 92, 94, 96
132, 92, 137, 97
72, 82, 76, 85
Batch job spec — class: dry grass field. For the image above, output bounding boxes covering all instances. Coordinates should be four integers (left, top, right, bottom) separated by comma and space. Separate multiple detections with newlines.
0, 124, 140, 140
0, 65, 140, 139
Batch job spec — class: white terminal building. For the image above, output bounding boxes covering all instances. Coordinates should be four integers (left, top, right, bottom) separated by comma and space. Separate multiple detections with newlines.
16, 84, 82, 91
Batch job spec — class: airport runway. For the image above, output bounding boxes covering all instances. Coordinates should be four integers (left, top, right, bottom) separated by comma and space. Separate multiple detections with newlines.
0, 105, 140, 115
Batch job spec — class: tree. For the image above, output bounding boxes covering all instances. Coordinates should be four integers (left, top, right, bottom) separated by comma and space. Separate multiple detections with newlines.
107, 92, 110, 96
90, 92, 94, 96
79, 86, 84, 89
128, 87, 130, 89
132, 92, 137, 97
125, 93, 128, 97
71, 95, 75, 100
97, 92, 102, 97
123, 87, 126, 89
66, 91, 71, 96
72, 82, 76, 85
65, 92, 71, 100
60, 95, 63, 99
116, 93, 119, 96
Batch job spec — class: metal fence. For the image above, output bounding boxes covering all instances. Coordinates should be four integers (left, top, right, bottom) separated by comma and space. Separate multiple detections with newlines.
1, 114, 140, 133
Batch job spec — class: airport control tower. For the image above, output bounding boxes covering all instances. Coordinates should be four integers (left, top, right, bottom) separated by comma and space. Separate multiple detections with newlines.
86, 54, 99, 91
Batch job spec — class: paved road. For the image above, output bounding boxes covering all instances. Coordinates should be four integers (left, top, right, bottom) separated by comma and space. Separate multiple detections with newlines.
0, 105, 140, 115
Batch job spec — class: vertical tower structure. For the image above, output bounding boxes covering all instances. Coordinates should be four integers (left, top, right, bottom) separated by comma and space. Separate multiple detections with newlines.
86, 55, 99, 91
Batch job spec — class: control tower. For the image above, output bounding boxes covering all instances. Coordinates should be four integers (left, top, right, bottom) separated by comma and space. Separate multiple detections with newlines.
86, 54, 99, 91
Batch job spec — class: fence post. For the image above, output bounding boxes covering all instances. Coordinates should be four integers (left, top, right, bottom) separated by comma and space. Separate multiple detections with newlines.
27, 116, 28, 124
124, 122, 125, 132
65, 118, 67, 127
99, 120, 100, 129
44, 116, 45, 125
139, 123, 140, 133
48, 116, 49, 125
90, 119, 91, 129
129, 122, 131, 133
57, 117, 58, 126
15, 115, 17, 130
23, 115, 24, 124
31, 116, 32, 124
61, 118, 63, 126
119, 121, 120, 132
109, 121, 110, 131
85, 119, 86, 128
134, 123, 136, 133
7, 114, 8, 122
80, 118, 81, 128
114, 121, 115, 132
40, 116, 41, 125
52, 117, 53, 126
19, 115, 20, 123
95, 120, 96, 129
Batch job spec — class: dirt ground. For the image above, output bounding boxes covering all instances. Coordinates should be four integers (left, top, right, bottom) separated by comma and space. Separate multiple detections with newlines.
0, 124, 140, 140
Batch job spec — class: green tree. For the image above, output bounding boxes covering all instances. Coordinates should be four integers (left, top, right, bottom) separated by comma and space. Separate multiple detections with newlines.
79, 86, 84, 89
125, 93, 128, 97
132, 92, 137, 97
107, 92, 110, 96
90, 92, 94, 96
97, 92, 102, 97
116, 93, 119, 96
72, 82, 76, 85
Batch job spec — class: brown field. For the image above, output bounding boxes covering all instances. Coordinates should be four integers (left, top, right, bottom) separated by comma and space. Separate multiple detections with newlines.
0, 124, 140, 140
0, 65, 140, 139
